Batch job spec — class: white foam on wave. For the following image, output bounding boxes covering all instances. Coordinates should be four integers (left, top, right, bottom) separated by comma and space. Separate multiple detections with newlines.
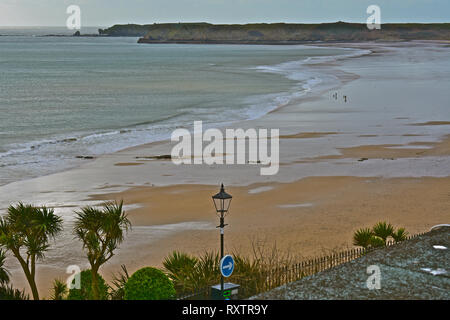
245, 48, 371, 121
278, 203, 314, 208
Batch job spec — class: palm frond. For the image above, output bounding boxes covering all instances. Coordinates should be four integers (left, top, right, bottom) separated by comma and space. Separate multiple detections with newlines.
353, 228, 374, 248
369, 235, 386, 248
392, 227, 409, 242
50, 279, 68, 300
372, 221, 394, 241
0, 250, 10, 285
109, 264, 130, 300
0, 284, 29, 300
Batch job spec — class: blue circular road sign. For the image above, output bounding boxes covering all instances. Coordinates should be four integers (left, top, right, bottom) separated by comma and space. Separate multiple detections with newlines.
220, 255, 234, 277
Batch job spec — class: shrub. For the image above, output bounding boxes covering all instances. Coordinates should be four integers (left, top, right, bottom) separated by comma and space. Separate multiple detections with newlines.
50, 279, 68, 300
372, 222, 395, 242
163, 243, 297, 298
368, 236, 386, 248
392, 227, 408, 242
67, 270, 108, 300
353, 222, 409, 249
124, 267, 175, 300
109, 265, 130, 300
163, 251, 198, 293
188, 252, 220, 291
0, 285, 28, 300
353, 228, 374, 248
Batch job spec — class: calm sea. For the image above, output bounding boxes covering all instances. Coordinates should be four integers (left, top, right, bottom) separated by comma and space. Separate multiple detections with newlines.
0, 27, 367, 185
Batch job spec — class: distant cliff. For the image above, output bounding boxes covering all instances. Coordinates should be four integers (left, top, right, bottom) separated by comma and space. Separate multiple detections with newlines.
98, 22, 450, 43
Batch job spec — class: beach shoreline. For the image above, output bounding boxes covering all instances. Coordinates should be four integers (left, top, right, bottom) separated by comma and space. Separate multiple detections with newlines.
1, 41, 449, 297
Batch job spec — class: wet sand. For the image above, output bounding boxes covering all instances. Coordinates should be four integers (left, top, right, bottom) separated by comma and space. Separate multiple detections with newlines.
306, 134, 450, 162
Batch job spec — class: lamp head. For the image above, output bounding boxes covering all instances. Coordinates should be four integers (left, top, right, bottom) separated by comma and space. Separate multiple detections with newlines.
212, 184, 232, 216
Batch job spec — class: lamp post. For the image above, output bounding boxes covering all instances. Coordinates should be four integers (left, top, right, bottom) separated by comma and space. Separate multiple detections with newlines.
212, 183, 232, 297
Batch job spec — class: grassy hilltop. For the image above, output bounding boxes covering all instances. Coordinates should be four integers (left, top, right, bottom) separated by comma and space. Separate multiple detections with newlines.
98, 22, 450, 43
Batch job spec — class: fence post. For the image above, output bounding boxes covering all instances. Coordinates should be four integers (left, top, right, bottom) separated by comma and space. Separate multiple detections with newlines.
308, 259, 312, 275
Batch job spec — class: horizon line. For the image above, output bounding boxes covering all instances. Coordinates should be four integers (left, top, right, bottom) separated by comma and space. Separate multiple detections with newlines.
2, 20, 450, 28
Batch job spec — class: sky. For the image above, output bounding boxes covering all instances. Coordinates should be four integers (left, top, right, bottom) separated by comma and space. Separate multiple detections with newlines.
0, 0, 449, 27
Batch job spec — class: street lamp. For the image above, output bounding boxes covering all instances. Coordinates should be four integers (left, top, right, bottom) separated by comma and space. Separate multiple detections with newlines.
212, 184, 232, 296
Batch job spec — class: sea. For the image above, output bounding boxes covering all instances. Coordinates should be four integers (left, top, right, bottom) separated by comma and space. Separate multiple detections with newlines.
0, 27, 370, 185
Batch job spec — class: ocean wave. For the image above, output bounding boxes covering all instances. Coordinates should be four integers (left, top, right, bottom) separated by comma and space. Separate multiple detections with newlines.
0, 111, 197, 160
245, 47, 371, 118
128, 111, 191, 127
254, 48, 371, 76
0, 137, 79, 158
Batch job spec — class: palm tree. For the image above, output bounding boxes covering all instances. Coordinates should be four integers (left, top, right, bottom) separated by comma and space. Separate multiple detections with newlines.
188, 251, 220, 291
109, 264, 130, 300
0, 203, 63, 300
372, 222, 395, 242
353, 228, 374, 248
354, 222, 410, 250
163, 251, 198, 294
0, 248, 28, 300
0, 250, 10, 286
73, 201, 131, 300
50, 279, 68, 300
0, 284, 28, 300
368, 236, 386, 248
392, 228, 408, 243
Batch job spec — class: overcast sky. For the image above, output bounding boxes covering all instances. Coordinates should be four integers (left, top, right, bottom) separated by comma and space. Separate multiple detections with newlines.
0, 0, 449, 27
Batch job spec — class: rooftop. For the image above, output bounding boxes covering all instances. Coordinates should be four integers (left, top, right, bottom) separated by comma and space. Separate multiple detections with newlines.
252, 226, 449, 300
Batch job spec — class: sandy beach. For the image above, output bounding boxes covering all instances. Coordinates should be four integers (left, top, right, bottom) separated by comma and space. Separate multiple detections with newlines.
1, 41, 449, 297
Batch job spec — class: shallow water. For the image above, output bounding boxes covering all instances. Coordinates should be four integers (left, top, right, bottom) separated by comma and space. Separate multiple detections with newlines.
0, 31, 361, 185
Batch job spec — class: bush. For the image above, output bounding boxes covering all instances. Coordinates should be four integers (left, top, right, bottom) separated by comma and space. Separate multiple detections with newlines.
67, 270, 108, 300
0, 285, 28, 300
369, 236, 386, 248
50, 279, 68, 300
353, 228, 374, 248
372, 222, 395, 241
163, 251, 198, 293
163, 245, 297, 298
353, 222, 409, 249
124, 267, 175, 300
109, 265, 130, 300
392, 228, 409, 242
